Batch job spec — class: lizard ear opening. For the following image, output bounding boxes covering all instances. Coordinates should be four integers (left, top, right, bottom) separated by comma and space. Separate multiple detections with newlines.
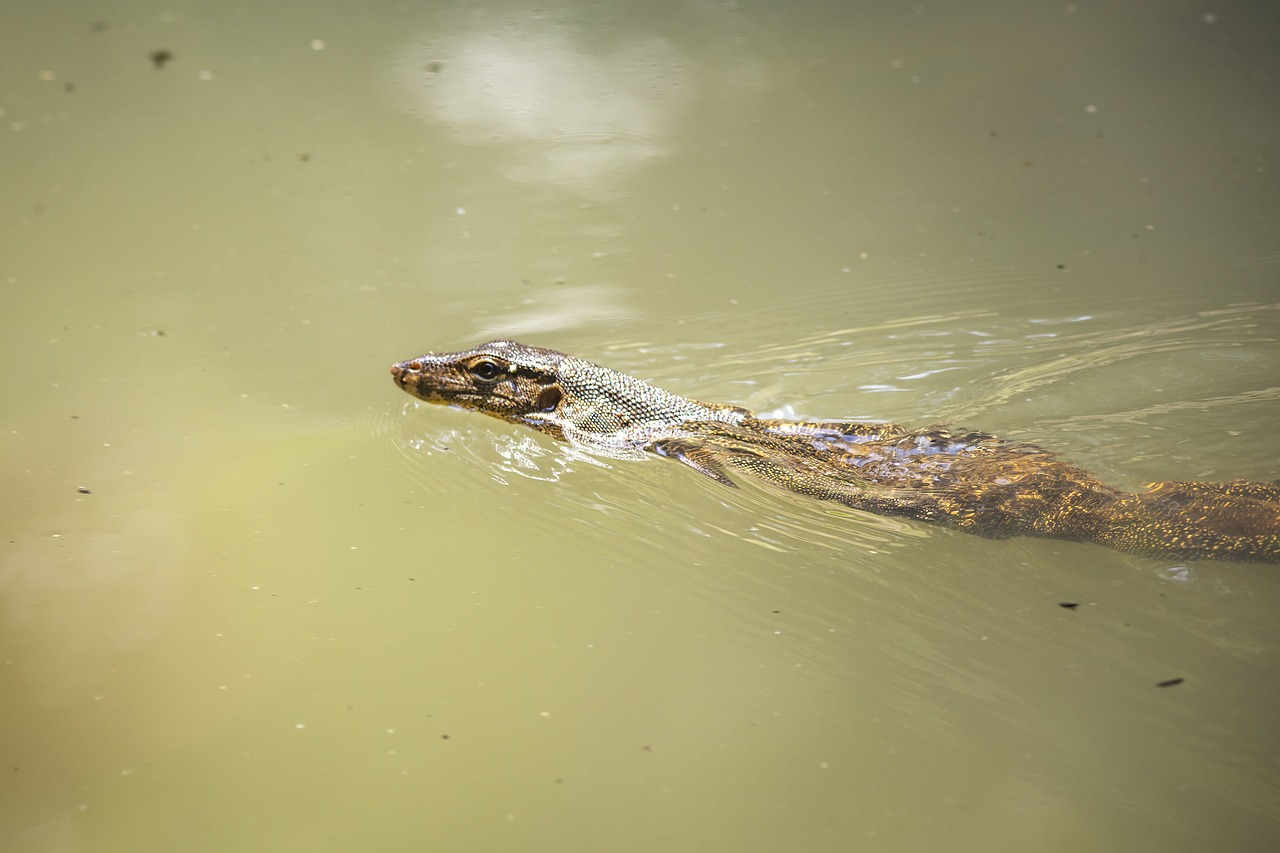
535, 386, 562, 413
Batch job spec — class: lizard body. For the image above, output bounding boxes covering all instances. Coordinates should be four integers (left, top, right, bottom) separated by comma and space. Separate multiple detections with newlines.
391, 340, 1280, 563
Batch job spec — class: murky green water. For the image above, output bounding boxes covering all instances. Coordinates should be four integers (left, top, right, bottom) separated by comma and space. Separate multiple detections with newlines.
3, 1, 1279, 850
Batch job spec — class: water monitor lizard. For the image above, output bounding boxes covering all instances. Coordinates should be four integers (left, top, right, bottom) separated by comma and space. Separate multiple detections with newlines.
390, 340, 1280, 563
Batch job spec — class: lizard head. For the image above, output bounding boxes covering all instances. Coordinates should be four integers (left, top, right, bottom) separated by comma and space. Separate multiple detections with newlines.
390, 340, 568, 435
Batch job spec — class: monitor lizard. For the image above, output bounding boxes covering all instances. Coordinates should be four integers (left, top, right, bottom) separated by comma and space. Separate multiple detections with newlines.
391, 340, 1280, 563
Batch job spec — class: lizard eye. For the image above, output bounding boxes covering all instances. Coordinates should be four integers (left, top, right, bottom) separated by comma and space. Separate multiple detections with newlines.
469, 358, 503, 381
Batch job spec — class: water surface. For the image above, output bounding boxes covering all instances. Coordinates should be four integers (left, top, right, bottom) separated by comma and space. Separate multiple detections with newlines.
2, 2, 1278, 851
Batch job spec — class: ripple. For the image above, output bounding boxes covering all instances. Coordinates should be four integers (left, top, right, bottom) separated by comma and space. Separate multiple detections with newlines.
386, 399, 615, 498
387, 391, 937, 571
955, 302, 1280, 419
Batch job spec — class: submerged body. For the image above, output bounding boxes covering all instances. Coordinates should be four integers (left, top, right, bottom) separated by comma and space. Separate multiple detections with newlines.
391, 340, 1280, 563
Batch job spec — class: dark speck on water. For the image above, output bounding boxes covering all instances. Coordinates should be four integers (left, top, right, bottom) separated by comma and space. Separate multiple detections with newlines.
149, 50, 173, 70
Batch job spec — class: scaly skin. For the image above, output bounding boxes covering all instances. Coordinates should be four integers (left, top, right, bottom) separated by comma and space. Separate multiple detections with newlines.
391, 340, 1280, 563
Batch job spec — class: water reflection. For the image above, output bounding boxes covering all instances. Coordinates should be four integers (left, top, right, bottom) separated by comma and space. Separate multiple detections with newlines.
391, 10, 693, 190
0, 506, 185, 705
475, 284, 642, 337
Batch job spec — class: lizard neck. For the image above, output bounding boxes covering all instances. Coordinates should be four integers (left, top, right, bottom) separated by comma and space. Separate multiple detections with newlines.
551, 353, 748, 441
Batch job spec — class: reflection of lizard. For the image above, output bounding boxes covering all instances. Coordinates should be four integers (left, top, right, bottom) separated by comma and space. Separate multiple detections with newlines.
391, 340, 1280, 563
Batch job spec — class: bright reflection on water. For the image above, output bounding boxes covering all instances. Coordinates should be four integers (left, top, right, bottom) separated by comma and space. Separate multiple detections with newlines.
389, 6, 759, 192
2, 1, 1279, 852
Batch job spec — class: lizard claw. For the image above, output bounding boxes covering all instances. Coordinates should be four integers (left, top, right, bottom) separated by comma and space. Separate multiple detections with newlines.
650, 438, 738, 487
